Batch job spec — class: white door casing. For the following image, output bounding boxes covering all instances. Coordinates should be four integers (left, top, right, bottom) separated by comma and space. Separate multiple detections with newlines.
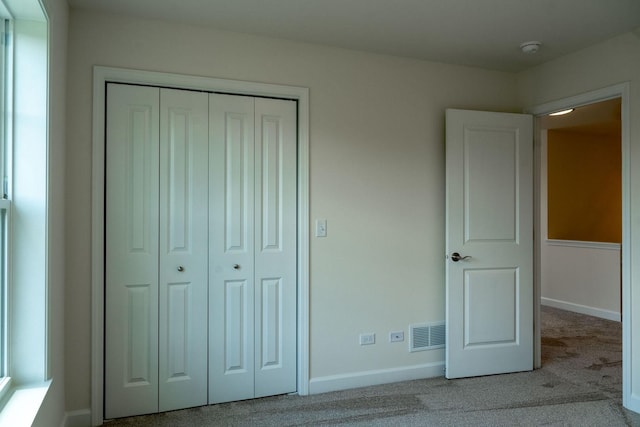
445, 109, 533, 379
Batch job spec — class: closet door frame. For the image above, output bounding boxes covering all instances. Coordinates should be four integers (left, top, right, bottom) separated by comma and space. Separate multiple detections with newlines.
90, 66, 310, 427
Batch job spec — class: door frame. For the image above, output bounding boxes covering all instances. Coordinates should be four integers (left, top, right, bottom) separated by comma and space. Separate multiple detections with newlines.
90, 66, 310, 426
527, 82, 632, 409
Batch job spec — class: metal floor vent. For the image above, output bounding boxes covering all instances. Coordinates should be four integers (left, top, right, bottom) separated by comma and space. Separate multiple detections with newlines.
410, 322, 445, 352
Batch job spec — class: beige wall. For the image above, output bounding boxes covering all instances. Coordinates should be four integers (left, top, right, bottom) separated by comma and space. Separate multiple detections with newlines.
65, 9, 519, 412
547, 129, 621, 243
541, 242, 621, 319
518, 30, 640, 411
540, 127, 622, 322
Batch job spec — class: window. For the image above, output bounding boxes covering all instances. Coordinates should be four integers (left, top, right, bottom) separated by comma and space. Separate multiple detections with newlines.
0, 203, 8, 378
0, 16, 10, 394
0, 0, 51, 421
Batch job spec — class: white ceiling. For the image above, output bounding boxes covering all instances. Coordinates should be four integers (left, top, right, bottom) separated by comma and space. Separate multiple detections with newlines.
67, 0, 640, 72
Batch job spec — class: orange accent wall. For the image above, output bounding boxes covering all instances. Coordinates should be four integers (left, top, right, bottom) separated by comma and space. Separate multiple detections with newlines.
547, 129, 621, 243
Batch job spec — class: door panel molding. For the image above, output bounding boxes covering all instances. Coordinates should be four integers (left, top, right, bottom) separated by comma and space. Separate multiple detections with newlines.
92, 66, 310, 426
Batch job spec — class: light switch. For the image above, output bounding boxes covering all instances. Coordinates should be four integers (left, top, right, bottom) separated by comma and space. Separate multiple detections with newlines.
315, 219, 327, 237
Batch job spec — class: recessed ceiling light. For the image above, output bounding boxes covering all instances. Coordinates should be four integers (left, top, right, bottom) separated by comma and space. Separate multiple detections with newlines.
549, 108, 574, 116
520, 41, 541, 54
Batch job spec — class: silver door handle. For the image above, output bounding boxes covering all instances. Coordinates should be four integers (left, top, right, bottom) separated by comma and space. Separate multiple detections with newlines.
450, 252, 471, 262
177, 266, 185, 272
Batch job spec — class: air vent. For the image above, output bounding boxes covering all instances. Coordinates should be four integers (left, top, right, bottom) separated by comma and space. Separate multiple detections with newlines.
410, 322, 445, 352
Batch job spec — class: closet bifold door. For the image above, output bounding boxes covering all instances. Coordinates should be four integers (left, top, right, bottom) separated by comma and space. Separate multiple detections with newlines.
158, 88, 209, 411
209, 94, 297, 404
209, 94, 256, 403
105, 84, 160, 419
253, 98, 297, 398
105, 84, 209, 419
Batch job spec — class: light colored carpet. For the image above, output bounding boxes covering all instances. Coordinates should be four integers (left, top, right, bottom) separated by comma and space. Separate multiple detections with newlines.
103, 306, 640, 426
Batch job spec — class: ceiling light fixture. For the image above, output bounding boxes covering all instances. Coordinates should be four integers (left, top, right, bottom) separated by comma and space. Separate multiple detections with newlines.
549, 108, 574, 116
520, 41, 541, 54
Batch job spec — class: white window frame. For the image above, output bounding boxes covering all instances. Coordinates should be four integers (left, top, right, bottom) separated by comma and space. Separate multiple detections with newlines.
0, 199, 10, 403
0, 0, 50, 424
0, 14, 12, 407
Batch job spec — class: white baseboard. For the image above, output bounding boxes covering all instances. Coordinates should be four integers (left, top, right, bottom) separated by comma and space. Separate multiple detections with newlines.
64, 363, 443, 423
63, 408, 91, 427
542, 297, 621, 322
308, 362, 444, 395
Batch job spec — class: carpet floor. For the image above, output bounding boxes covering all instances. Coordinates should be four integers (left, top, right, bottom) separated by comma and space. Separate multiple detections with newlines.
103, 306, 640, 426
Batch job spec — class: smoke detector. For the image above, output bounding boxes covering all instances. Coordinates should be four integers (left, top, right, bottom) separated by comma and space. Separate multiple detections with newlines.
520, 41, 541, 54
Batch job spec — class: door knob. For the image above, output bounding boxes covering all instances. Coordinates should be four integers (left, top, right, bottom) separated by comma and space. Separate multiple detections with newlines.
450, 252, 471, 262
233, 264, 240, 270
177, 266, 185, 272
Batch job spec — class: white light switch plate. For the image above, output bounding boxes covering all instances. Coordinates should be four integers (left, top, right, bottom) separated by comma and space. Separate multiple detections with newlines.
315, 219, 327, 237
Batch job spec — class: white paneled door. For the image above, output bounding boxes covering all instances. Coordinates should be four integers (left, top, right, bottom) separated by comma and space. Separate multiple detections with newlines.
105, 84, 297, 419
209, 94, 256, 404
209, 94, 297, 404
445, 109, 533, 379
158, 88, 209, 412
105, 84, 161, 419
106, 84, 209, 418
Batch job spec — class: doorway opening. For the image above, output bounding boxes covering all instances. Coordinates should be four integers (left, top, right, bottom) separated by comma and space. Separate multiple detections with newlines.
529, 84, 632, 407
539, 97, 622, 321
538, 97, 623, 387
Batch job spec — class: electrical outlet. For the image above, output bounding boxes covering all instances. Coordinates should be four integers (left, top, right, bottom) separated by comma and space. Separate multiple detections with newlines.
390, 331, 404, 343
359, 333, 375, 345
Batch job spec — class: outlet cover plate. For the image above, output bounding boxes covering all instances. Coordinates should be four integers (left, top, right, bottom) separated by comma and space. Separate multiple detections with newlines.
359, 333, 375, 345
390, 331, 404, 342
